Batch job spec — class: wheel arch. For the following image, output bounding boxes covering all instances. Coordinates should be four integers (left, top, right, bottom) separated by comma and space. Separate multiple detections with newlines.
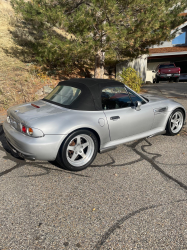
58, 127, 101, 153
75, 127, 101, 152
165, 106, 186, 131
170, 107, 186, 121
178, 107, 186, 121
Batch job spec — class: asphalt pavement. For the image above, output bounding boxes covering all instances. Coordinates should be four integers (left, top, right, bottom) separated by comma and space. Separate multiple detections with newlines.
0, 82, 187, 249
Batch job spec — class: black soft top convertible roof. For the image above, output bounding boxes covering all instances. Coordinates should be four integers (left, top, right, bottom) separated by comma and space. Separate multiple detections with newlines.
46, 78, 124, 111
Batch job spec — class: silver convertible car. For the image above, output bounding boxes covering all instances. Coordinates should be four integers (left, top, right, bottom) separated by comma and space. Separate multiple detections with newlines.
3, 78, 186, 171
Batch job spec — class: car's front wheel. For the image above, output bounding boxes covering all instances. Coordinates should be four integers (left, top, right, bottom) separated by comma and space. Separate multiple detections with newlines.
57, 129, 98, 171
166, 109, 184, 136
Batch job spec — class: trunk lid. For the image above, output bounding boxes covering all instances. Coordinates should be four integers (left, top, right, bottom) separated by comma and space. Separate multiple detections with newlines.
8, 100, 68, 125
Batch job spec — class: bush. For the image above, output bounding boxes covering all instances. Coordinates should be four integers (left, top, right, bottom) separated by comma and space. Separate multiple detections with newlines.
117, 67, 143, 93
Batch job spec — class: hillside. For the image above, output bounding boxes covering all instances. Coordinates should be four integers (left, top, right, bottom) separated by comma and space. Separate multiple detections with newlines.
0, 1, 114, 113
0, 0, 59, 112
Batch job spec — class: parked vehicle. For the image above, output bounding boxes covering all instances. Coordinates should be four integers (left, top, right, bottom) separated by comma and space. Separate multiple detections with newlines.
153, 63, 180, 83
3, 79, 186, 171
179, 73, 187, 82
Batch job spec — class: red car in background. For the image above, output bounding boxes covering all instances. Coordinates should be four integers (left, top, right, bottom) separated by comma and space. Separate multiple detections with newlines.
153, 63, 180, 83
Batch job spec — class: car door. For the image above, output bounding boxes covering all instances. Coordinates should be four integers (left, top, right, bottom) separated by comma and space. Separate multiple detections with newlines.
102, 86, 154, 141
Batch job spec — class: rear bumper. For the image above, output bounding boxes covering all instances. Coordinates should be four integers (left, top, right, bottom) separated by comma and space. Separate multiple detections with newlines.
159, 74, 180, 79
3, 121, 66, 161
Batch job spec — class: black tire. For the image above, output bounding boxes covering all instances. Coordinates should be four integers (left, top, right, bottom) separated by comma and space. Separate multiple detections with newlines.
57, 129, 98, 171
156, 77, 159, 83
174, 77, 179, 82
166, 108, 184, 136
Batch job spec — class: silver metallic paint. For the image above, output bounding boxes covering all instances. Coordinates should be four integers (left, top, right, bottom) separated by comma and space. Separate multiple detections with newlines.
3, 121, 66, 161
3, 89, 186, 162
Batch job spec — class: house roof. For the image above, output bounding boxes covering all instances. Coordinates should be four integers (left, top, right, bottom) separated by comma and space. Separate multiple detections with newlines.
149, 46, 187, 54
179, 13, 187, 16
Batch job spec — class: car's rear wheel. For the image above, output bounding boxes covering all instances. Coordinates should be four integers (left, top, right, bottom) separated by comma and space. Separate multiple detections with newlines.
166, 109, 184, 136
57, 129, 98, 171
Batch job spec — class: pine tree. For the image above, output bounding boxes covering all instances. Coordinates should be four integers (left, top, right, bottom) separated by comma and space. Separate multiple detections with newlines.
11, 0, 187, 78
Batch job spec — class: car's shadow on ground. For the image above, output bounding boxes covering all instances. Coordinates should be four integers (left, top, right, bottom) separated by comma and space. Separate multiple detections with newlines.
1, 123, 187, 187
0, 124, 90, 178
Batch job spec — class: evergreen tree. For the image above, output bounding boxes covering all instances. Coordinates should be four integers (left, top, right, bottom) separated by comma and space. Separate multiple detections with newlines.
11, 0, 187, 78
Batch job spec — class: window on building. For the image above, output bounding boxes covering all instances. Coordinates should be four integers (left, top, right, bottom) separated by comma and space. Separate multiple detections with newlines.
172, 32, 186, 45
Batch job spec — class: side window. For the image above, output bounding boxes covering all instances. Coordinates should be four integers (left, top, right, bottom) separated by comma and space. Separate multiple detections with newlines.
127, 89, 146, 105
101, 87, 132, 110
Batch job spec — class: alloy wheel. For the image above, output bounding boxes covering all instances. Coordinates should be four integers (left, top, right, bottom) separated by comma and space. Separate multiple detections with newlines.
66, 134, 95, 167
170, 111, 183, 134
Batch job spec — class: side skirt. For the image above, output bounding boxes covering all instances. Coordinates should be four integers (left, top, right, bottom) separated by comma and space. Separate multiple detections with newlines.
99, 129, 166, 154
147, 130, 166, 138
100, 146, 117, 154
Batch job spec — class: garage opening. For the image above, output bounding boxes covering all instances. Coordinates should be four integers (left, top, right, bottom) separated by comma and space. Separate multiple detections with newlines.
174, 60, 187, 81
147, 55, 187, 82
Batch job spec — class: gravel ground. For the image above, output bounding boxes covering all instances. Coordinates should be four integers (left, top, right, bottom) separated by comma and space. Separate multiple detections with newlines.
0, 82, 187, 249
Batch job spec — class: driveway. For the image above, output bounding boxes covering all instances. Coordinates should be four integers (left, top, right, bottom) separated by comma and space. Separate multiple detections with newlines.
141, 81, 187, 113
0, 82, 187, 249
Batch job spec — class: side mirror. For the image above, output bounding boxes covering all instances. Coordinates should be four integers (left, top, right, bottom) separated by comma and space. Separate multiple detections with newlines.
135, 101, 142, 111
152, 70, 155, 73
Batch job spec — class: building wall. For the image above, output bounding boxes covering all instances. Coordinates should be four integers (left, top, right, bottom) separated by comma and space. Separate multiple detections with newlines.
116, 55, 147, 83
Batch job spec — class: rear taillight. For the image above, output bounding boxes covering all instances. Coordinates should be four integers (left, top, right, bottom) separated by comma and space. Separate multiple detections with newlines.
22, 125, 27, 133
28, 127, 33, 135
7, 116, 10, 124
20, 123, 44, 137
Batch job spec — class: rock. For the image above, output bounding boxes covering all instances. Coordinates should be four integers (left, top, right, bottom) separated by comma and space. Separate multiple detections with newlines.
43, 86, 53, 94
35, 88, 43, 96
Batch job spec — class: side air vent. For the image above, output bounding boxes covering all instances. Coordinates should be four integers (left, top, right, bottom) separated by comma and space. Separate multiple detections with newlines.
154, 107, 168, 114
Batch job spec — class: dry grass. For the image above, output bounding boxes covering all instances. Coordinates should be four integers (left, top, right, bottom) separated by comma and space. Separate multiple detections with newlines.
0, 1, 112, 111
0, 0, 59, 111
0, 0, 21, 69
0, 1, 95, 111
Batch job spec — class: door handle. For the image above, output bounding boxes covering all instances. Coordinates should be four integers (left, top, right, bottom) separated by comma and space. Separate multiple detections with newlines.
110, 116, 120, 120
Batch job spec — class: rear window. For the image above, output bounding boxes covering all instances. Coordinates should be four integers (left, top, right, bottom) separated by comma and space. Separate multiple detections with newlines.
44, 85, 81, 105
159, 64, 175, 68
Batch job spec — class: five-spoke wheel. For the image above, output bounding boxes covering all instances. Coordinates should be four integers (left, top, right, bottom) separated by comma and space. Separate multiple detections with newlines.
166, 109, 184, 136
57, 129, 98, 171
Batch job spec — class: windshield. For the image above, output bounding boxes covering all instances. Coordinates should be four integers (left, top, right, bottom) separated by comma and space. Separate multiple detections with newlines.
159, 64, 175, 68
44, 85, 81, 105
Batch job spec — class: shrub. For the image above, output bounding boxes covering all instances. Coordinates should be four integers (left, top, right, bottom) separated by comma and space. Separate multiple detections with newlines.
117, 67, 143, 93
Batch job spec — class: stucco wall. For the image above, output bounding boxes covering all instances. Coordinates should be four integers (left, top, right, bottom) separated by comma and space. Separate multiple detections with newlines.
116, 55, 147, 83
